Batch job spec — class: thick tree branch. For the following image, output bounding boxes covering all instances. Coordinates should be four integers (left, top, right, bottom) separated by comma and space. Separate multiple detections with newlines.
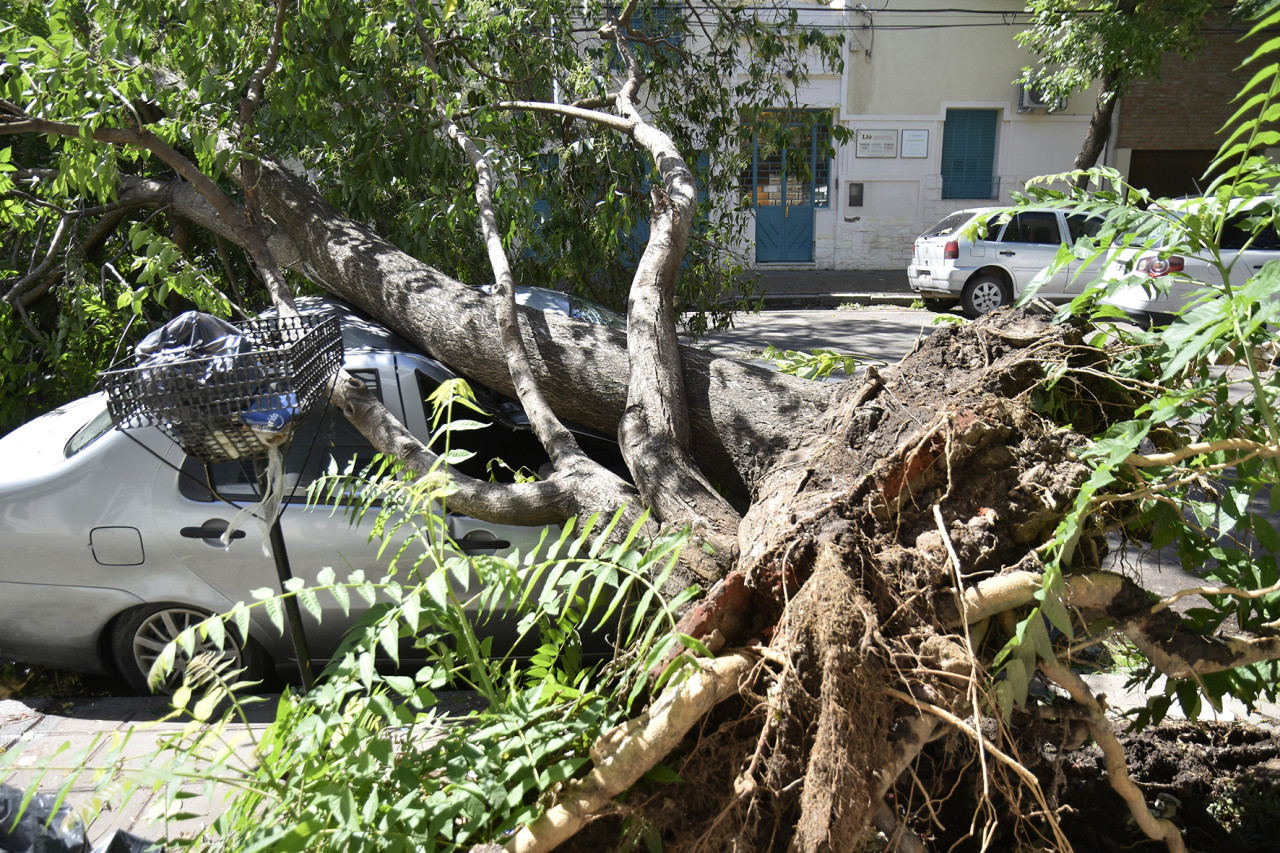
960, 570, 1280, 678
329, 369, 577, 525
2, 213, 70, 305
590, 22, 742, 559
252, 158, 834, 511
0, 111, 296, 312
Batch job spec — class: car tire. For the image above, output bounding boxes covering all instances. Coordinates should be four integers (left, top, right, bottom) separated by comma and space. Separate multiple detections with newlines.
110, 604, 270, 695
961, 275, 1010, 317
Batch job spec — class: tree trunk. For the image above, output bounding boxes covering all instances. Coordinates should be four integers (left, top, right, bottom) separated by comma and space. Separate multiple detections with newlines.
253, 160, 832, 511
222, 155, 1242, 853
1073, 66, 1121, 189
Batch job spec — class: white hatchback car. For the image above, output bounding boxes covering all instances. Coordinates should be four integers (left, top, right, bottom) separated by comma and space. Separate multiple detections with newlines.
0, 299, 621, 692
908, 207, 1105, 317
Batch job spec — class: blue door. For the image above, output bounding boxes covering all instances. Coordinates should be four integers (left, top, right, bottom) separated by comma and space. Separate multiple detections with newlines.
751, 119, 824, 263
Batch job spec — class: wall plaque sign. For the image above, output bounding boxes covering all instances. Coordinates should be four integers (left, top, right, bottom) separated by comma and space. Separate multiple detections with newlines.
855, 129, 897, 158
901, 129, 929, 158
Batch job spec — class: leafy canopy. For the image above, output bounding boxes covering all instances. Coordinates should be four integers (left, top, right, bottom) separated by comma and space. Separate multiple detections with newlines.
0, 0, 847, 434
1016, 0, 1220, 105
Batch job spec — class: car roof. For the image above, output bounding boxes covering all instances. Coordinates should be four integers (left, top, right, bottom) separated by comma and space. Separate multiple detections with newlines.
275, 296, 416, 353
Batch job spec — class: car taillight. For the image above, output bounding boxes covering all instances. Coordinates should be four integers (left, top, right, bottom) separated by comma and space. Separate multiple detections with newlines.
1135, 256, 1185, 277
944, 240, 959, 260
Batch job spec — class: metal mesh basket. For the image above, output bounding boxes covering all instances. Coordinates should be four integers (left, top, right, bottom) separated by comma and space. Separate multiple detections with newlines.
102, 315, 343, 463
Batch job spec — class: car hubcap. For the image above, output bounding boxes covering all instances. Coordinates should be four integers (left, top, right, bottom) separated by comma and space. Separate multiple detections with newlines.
971, 282, 1004, 314
132, 608, 241, 690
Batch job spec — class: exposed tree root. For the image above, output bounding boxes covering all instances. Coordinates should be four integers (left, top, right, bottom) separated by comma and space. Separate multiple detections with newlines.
504, 651, 756, 853
520, 310, 1279, 851
1040, 659, 1188, 853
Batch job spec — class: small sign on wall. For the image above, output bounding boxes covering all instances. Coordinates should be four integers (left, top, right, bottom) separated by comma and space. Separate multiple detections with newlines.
901, 129, 929, 158
855, 129, 897, 158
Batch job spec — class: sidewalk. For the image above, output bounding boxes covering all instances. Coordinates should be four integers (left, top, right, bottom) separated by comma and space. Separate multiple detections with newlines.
1, 695, 273, 848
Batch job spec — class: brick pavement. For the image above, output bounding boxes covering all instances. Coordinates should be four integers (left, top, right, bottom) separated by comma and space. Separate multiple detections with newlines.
1, 696, 272, 849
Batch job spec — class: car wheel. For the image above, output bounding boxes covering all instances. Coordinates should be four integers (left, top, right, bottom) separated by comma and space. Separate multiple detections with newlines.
961, 275, 1010, 316
110, 604, 269, 694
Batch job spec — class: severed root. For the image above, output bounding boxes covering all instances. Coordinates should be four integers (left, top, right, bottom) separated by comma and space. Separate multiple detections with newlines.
504, 651, 757, 853
1039, 659, 1187, 853
873, 802, 927, 853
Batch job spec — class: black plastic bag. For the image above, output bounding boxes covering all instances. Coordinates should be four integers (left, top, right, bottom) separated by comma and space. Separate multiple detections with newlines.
132, 312, 253, 415
0, 784, 159, 853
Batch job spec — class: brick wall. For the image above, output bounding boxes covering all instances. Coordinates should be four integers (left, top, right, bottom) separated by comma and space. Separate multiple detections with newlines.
1117, 16, 1258, 150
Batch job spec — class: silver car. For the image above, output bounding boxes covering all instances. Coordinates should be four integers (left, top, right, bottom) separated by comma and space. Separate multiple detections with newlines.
0, 299, 604, 692
908, 207, 1105, 317
1100, 196, 1280, 327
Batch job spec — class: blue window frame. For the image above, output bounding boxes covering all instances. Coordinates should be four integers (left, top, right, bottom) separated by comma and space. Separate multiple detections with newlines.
941, 109, 999, 200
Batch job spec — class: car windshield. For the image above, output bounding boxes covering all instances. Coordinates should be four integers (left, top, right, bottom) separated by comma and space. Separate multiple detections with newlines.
65, 404, 115, 457
569, 296, 627, 330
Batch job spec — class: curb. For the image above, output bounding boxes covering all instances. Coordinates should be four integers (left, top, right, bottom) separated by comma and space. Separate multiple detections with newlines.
758, 292, 922, 310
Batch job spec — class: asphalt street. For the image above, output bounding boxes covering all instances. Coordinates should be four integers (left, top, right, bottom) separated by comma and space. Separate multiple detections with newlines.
690, 306, 939, 366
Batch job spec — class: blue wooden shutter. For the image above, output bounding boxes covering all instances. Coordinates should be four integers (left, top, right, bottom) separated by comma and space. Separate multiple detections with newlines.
941, 109, 998, 200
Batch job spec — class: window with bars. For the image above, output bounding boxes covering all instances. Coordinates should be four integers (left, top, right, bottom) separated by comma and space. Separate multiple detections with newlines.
741, 113, 833, 209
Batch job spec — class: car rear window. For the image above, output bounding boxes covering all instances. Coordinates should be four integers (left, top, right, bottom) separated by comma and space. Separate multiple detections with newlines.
999, 211, 1061, 245
921, 211, 977, 239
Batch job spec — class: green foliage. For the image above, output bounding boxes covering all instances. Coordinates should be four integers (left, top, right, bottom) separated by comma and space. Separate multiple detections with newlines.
758, 344, 875, 380
991, 3, 1280, 724
112, 501, 700, 851
0, 374, 704, 847
22, 381, 701, 850
1015, 0, 1218, 106
0, 0, 848, 426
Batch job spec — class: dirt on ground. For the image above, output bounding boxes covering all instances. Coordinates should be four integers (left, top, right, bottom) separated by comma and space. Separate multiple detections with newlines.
1053, 718, 1280, 853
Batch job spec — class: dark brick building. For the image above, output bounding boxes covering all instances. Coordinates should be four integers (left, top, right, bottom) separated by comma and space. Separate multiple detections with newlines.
1115, 10, 1266, 197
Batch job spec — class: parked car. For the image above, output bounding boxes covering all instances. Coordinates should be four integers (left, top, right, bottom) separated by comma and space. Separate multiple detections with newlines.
0, 298, 621, 693
479, 284, 627, 330
908, 207, 1105, 316
1100, 197, 1280, 327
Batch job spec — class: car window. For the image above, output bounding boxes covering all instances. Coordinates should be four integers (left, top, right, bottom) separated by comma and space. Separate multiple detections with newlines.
1221, 216, 1280, 251
414, 370, 550, 482
999, 212, 1061, 245
65, 405, 115, 457
1066, 214, 1104, 243
921, 211, 977, 239
569, 296, 627, 330
202, 369, 384, 501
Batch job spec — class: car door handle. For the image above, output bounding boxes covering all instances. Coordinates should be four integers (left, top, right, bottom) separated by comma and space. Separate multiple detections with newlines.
454, 538, 511, 552
181, 520, 246, 540
999, 250, 1016, 257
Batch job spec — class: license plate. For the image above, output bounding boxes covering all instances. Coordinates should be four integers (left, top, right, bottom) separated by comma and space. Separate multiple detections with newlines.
918, 272, 932, 285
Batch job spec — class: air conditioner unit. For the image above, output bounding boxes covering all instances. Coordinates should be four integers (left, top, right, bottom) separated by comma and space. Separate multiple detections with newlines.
1017, 83, 1058, 113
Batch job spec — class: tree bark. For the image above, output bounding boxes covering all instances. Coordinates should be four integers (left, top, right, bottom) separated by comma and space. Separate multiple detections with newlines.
1073, 66, 1120, 189
252, 159, 834, 509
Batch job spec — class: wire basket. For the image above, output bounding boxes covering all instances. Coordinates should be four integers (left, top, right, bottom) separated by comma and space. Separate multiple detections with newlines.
102, 315, 344, 463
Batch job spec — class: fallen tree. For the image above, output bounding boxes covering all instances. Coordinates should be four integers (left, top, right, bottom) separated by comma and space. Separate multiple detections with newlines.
4, 1, 1280, 850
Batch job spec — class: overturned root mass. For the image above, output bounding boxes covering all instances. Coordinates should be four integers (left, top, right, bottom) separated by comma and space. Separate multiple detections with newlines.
622, 309, 1134, 851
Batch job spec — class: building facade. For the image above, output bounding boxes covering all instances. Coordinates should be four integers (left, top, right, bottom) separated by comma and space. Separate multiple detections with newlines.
735, 0, 1257, 272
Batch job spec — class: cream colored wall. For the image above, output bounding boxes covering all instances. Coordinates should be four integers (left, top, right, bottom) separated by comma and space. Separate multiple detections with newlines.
737, 0, 1102, 270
